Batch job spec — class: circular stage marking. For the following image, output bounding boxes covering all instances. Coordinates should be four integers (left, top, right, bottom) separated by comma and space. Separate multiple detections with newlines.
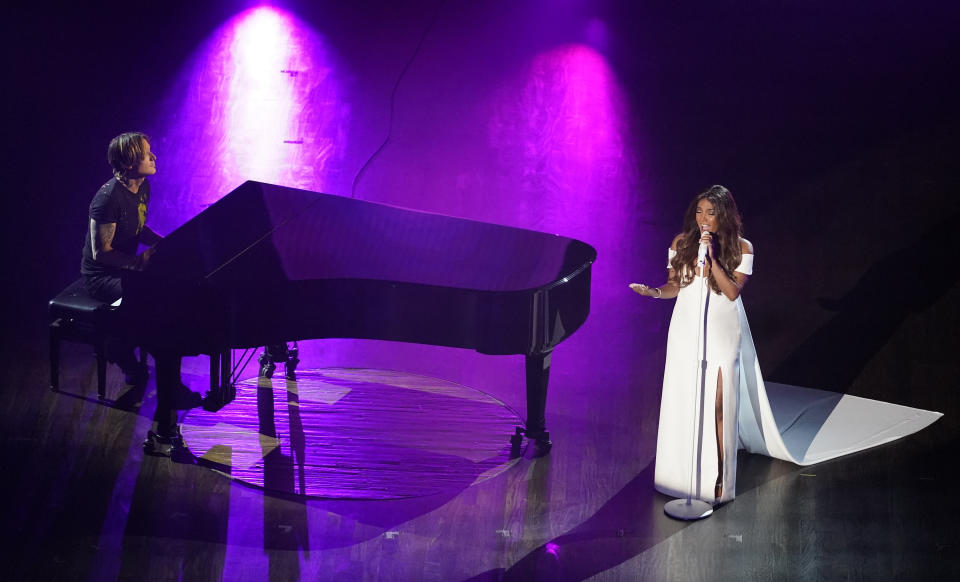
180, 368, 525, 499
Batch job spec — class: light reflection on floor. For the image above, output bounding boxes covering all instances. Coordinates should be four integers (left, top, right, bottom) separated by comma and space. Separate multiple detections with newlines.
180, 368, 525, 499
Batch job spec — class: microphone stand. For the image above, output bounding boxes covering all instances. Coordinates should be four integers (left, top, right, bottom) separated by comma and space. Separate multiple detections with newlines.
664, 253, 714, 520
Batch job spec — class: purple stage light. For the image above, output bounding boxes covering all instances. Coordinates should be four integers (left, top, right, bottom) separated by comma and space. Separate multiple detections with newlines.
545, 541, 561, 556
487, 43, 640, 255
150, 5, 348, 233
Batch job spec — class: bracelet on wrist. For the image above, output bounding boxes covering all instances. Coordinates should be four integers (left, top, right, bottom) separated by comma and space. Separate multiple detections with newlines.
652, 287, 662, 298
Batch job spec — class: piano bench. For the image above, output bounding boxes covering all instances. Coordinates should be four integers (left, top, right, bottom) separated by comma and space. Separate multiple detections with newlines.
48, 278, 135, 400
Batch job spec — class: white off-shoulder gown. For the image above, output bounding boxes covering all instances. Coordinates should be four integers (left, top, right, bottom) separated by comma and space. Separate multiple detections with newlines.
653, 250, 942, 505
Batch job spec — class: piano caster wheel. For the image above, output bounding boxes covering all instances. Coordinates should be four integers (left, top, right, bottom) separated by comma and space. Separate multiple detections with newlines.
509, 428, 551, 458
261, 344, 296, 379
509, 428, 524, 458
533, 439, 552, 457
258, 353, 276, 379
527, 430, 552, 457
284, 348, 299, 381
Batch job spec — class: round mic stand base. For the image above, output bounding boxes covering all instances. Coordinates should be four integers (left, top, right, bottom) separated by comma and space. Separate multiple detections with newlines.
664, 498, 713, 521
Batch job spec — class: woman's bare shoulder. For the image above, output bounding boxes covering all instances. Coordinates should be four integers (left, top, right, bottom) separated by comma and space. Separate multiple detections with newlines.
740, 237, 754, 254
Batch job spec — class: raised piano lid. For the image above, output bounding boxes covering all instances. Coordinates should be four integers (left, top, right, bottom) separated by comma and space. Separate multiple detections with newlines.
147, 181, 597, 293
131, 181, 596, 355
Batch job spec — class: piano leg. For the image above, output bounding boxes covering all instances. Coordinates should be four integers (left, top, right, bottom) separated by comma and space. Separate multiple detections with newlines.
521, 351, 553, 457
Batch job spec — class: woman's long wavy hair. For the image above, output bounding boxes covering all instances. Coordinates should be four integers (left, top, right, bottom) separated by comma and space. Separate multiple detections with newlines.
670, 185, 744, 294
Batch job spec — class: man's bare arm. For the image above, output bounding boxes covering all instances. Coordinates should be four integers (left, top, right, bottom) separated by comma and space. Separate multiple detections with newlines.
90, 219, 139, 268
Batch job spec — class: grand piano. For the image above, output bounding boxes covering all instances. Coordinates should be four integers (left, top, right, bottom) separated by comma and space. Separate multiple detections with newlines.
121, 181, 596, 455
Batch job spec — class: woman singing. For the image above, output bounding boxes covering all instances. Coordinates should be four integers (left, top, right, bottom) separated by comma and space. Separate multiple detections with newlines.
630, 185, 753, 505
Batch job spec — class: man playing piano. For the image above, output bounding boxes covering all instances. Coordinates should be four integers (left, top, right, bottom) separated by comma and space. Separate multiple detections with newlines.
81, 132, 201, 455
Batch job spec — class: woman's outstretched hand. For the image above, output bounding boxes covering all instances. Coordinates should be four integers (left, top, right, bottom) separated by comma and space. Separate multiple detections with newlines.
629, 283, 654, 296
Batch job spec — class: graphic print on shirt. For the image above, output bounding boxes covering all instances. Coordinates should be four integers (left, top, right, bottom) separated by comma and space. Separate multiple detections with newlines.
137, 195, 147, 234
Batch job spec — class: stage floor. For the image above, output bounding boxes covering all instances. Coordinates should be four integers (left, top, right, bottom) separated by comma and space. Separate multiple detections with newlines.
1, 332, 957, 581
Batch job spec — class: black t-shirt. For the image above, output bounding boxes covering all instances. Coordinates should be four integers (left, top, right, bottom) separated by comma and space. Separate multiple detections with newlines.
81, 177, 150, 278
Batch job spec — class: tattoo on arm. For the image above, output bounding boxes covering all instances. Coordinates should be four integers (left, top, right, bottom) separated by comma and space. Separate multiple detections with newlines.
91, 219, 116, 259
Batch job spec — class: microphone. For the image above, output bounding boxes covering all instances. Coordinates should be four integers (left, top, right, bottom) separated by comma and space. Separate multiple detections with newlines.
697, 225, 710, 267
